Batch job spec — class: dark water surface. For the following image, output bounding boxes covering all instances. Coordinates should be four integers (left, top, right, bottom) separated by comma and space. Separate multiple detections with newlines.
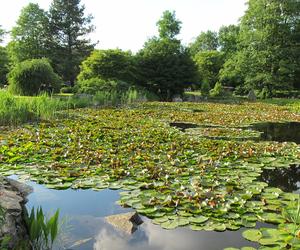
259, 165, 300, 193
251, 122, 300, 144
22, 180, 265, 250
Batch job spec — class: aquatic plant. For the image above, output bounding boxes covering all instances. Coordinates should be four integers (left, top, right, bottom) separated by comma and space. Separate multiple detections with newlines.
26, 207, 60, 250
1, 102, 300, 233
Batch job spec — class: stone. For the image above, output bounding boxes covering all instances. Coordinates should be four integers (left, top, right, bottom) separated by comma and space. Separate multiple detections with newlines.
172, 96, 183, 102
247, 90, 257, 101
0, 177, 31, 249
105, 212, 143, 234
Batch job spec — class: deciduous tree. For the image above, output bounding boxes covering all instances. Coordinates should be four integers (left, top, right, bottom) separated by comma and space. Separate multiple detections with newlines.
136, 11, 197, 101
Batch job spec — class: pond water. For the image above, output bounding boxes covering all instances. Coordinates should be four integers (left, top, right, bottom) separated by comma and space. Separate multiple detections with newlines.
251, 122, 300, 144
259, 165, 300, 193
21, 180, 268, 250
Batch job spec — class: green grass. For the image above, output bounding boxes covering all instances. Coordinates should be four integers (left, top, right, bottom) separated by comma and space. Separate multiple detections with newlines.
0, 88, 152, 126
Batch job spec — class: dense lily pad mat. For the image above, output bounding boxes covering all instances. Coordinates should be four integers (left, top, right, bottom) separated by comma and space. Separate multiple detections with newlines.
1, 102, 300, 236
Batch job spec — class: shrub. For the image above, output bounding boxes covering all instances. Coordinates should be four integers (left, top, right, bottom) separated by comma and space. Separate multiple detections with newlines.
8, 58, 62, 96
60, 86, 75, 94
77, 77, 131, 94
201, 82, 210, 97
210, 82, 226, 98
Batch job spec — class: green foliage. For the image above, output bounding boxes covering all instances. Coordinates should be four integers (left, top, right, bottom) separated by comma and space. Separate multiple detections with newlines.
0, 46, 9, 85
0, 90, 71, 125
156, 10, 181, 39
194, 50, 224, 87
189, 30, 219, 56
8, 58, 62, 96
78, 77, 131, 94
209, 82, 226, 98
136, 38, 197, 101
219, 51, 246, 88
9, 3, 48, 63
200, 82, 210, 97
136, 11, 197, 101
238, 0, 300, 91
218, 25, 240, 58
77, 49, 135, 84
0, 25, 5, 43
26, 207, 60, 250
60, 86, 76, 94
47, 0, 95, 84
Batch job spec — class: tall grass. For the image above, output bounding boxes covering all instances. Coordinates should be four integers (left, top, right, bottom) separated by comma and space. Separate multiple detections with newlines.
0, 90, 66, 126
0, 87, 155, 126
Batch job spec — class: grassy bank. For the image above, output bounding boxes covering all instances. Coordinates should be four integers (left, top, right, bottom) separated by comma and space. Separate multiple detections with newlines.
0, 88, 152, 126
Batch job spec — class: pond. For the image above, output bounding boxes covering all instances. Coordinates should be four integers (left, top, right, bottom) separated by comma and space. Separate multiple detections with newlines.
23, 179, 272, 250
259, 165, 300, 193
251, 122, 300, 144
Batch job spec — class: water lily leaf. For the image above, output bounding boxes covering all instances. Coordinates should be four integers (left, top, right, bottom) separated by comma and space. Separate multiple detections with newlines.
242, 229, 262, 242
259, 213, 285, 224
189, 216, 209, 224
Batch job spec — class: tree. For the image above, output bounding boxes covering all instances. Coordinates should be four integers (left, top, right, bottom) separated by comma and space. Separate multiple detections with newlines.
8, 3, 48, 63
237, 0, 300, 92
194, 50, 224, 88
0, 26, 9, 85
189, 30, 219, 56
47, 0, 95, 85
0, 46, 9, 85
78, 49, 135, 83
218, 25, 240, 59
0, 25, 5, 43
136, 11, 197, 101
156, 10, 182, 39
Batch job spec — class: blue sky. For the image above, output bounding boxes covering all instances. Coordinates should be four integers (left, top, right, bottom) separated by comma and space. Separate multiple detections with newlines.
0, 0, 248, 52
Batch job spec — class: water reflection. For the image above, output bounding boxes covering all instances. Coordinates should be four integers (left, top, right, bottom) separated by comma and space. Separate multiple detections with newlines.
259, 165, 300, 193
22, 180, 271, 250
251, 122, 300, 144
94, 219, 265, 250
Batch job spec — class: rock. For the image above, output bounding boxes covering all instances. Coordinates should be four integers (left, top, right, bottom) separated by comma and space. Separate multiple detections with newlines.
105, 212, 143, 234
247, 90, 257, 101
172, 95, 183, 102
0, 177, 31, 249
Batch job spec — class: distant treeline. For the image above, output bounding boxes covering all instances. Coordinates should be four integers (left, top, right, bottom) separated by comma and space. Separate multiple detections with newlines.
0, 0, 299, 100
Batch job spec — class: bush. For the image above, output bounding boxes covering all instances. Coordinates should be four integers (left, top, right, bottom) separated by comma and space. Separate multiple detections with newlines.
8, 58, 62, 96
209, 82, 229, 98
201, 82, 210, 97
60, 86, 75, 93
77, 77, 131, 94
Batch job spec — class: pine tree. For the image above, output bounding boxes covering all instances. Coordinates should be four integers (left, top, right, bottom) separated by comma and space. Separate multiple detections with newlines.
48, 0, 95, 85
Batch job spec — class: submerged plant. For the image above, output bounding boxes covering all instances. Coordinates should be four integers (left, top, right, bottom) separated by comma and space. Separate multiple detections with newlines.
26, 207, 60, 250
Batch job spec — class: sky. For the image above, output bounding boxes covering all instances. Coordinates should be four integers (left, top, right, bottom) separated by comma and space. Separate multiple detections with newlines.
0, 0, 248, 52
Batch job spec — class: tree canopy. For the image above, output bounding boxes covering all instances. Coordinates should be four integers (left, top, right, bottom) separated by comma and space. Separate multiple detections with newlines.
136, 11, 197, 101
9, 3, 48, 63
189, 31, 219, 56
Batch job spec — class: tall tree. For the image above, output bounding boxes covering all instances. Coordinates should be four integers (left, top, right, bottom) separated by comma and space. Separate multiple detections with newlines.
156, 10, 182, 39
0, 25, 5, 43
136, 10, 197, 101
189, 30, 219, 56
218, 25, 240, 59
238, 0, 300, 93
194, 50, 224, 88
0, 26, 8, 85
8, 3, 48, 63
48, 0, 95, 85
